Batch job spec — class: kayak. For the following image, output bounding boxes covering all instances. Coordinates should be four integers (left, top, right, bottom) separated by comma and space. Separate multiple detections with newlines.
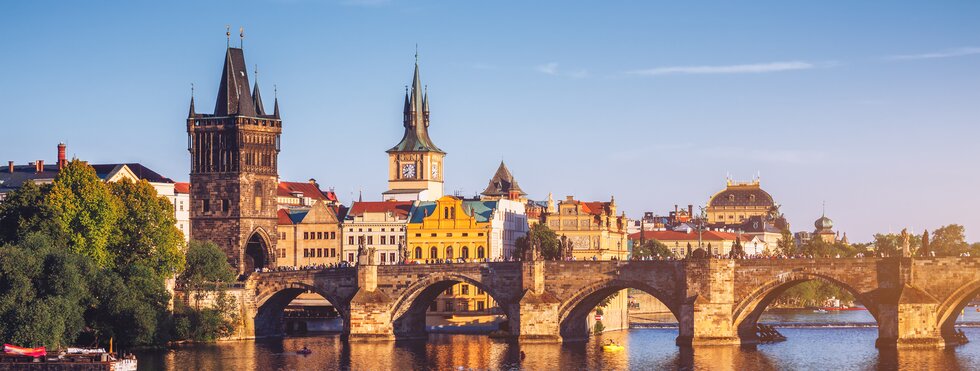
297, 349, 313, 355
602, 344, 624, 352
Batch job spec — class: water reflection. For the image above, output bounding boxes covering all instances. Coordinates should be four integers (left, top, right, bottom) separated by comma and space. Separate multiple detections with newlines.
137, 328, 980, 371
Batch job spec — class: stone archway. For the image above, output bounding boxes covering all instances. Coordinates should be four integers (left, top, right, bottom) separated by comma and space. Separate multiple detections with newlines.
389, 273, 515, 340
244, 230, 271, 273
254, 282, 350, 338
732, 272, 877, 344
557, 279, 680, 342
936, 279, 980, 344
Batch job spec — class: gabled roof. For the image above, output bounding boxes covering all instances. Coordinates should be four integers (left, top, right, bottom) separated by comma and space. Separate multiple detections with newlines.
90, 163, 174, 184
481, 161, 526, 197
277, 181, 337, 202
347, 201, 414, 219
408, 200, 497, 223
174, 182, 190, 194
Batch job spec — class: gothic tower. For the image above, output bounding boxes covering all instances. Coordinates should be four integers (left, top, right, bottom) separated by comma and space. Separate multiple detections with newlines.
383, 58, 445, 201
187, 45, 281, 274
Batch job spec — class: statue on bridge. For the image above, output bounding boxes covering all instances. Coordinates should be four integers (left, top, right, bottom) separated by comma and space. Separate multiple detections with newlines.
357, 241, 377, 266
398, 240, 408, 263
558, 235, 573, 260
523, 231, 541, 261
901, 228, 911, 258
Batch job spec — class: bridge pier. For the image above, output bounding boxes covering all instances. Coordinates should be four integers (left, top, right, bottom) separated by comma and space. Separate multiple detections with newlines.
677, 259, 740, 346
874, 285, 946, 348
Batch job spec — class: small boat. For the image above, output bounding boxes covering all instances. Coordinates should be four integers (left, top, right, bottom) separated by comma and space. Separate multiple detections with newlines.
813, 309, 828, 313
297, 348, 313, 355
602, 342, 624, 352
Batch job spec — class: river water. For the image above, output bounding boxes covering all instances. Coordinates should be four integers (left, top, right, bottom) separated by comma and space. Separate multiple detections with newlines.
136, 309, 980, 370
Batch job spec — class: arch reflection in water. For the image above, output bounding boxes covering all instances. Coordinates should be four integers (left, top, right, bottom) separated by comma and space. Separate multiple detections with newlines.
254, 284, 346, 338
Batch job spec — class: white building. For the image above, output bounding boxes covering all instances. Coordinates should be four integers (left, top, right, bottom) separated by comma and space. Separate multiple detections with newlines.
341, 201, 414, 264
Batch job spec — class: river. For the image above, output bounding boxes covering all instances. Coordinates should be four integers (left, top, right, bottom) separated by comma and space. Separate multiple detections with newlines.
135, 309, 980, 370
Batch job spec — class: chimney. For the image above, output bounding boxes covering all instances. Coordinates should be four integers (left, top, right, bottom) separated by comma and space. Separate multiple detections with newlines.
36, 160, 44, 173
688, 205, 693, 218
7, 161, 13, 173
57, 143, 67, 170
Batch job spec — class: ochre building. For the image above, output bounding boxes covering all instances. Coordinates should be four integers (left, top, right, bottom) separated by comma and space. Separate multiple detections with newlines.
539, 196, 630, 260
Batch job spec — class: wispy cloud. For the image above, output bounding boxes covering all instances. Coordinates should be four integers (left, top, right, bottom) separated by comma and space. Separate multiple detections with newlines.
628, 61, 815, 76
536, 62, 589, 78
887, 47, 980, 60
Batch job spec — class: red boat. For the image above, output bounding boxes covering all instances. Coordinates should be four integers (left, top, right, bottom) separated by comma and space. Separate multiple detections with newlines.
821, 307, 866, 311
3, 344, 46, 358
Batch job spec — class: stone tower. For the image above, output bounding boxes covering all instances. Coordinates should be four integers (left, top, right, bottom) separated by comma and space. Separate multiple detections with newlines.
187, 45, 281, 274
383, 58, 445, 202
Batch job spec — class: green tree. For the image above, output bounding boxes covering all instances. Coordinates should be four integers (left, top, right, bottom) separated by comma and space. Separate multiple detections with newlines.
180, 240, 236, 286
930, 224, 969, 256
0, 181, 62, 245
0, 234, 96, 348
87, 263, 173, 348
46, 160, 121, 267
514, 223, 561, 260
633, 239, 675, 259
108, 179, 185, 279
776, 228, 795, 256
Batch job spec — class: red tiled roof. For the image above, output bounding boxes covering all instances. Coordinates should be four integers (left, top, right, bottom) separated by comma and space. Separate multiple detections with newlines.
174, 182, 190, 194
582, 202, 607, 215
347, 201, 414, 219
277, 209, 294, 225
277, 181, 336, 202
629, 230, 740, 242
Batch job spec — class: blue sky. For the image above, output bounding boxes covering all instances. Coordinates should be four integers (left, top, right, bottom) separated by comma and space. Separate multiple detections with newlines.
1, 1, 978, 242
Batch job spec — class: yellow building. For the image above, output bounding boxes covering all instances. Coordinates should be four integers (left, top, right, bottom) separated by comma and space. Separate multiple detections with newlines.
705, 179, 778, 227
540, 195, 630, 260
406, 196, 497, 315
276, 200, 343, 267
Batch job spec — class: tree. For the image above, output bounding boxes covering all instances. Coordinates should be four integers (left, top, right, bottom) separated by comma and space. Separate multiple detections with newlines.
108, 179, 185, 279
776, 228, 795, 256
46, 160, 121, 267
0, 234, 96, 348
633, 239, 675, 259
181, 240, 236, 285
87, 263, 173, 348
514, 223, 561, 260
0, 181, 62, 245
930, 224, 969, 256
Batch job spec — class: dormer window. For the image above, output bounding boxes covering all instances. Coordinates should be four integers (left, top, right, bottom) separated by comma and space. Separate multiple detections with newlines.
728, 194, 736, 202
749, 195, 756, 202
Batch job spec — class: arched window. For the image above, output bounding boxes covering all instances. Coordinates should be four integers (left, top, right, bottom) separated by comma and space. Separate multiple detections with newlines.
445, 246, 454, 259
444, 207, 450, 219
461, 246, 469, 259
477, 246, 485, 259
451, 207, 456, 219
430, 246, 438, 259
414, 247, 422, 259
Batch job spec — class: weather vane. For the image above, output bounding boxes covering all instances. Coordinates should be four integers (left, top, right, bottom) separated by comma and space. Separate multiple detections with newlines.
225, 25, 231, 47
239, 27, 245, 48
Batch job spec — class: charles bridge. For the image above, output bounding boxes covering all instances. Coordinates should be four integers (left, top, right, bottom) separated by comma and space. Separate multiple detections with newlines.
209, 257, 980, 348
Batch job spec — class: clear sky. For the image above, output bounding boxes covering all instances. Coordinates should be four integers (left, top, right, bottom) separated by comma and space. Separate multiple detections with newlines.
1, 1, 978, 242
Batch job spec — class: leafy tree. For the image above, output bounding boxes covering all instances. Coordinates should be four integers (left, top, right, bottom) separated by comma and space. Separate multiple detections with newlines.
776, 228, 795, 256
46, 160, 121, 267
180, 240, 236, 286
0, 234, 95, 348
514, 223, 561, 260
633, 239, 675, 259
108, 179, 185, 279
930, 224, 969, 256
87, 263, 173, 348
0, 181, 62, 245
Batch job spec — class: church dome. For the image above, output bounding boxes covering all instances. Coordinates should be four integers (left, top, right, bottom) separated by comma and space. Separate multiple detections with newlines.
814, 215, 833, 230
707, 181, 774, 208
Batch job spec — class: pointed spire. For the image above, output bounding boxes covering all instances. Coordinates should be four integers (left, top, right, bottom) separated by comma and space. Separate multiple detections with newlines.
214, 47, 255, 116
358, 189, 363, 203
423, 85, 430, 114
188, 83, 196, 118
388, 50, 443, 153
273, 84, 280, 118
252, 65, 266, 115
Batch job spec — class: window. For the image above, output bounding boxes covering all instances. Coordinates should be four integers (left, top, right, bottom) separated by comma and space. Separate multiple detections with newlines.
447, 233, 453, 237
415, 233, 422, 237
367, 236, 373, 245
430, 233, 437, 237
348, 236, 355, 245
430, 247, 438, 259
477, 301, 485, 311
368, 228, 372, 232
222, 199, 229, 212
389, 253, 395, 262
303, 249, 309, 258
304, 232, 309, 240
415, 247, 422, 259
445, 300, 454, 312
317, 232, 323, 240
478, 233, 484, 237
461, 285, 469, 295
203, 200, 210, 212
179, 202, 184, 211
462, 233, 468, 237
381, 236, 387, 245
445, 287, 453, 295
381, 253, 387, 263
445, 246, 454, 259
317, 249, 322, 258
348, 253, 354, 262
461, 246, 469, 259
477, 287, 484, 295
330, 232, 336, 239
477, 246, 485, 259
331, 249, 336, 257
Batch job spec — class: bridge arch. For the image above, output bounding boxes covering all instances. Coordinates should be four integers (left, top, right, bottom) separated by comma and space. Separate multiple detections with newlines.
558, 279, 680, 341
244, 228, 273, 272
254, 281, 349, 338
732, 271, 878, 343
389, 272, 515, 340
936, 279, 980, 344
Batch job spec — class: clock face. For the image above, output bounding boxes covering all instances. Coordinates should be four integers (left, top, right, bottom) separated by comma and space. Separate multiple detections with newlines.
401, 163, 416, 179
431, 163, 439, 178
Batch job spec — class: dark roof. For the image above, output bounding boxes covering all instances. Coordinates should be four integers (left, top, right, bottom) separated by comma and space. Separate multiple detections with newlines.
214, 48, 256, 116
0, 165, 59, 193
707, 183, 774, 208
388, 62, 444, 153
481, 161, 526, 197
90, 163, 174, 183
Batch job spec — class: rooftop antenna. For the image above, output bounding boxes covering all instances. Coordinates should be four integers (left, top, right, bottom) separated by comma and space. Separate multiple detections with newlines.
190, 82, 195, 98
225, 25, 231, 47
415, 43, 419, 64
239, 27, 245, 49
274, 84, 278, 99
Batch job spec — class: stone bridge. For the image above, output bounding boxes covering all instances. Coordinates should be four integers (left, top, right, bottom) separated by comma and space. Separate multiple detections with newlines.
233, 257, 980, 348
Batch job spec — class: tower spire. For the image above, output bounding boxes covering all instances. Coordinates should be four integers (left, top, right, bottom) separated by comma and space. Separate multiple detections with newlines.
273, 84, 280, 118
188, 83, 196, 117
252, 65, 266, 115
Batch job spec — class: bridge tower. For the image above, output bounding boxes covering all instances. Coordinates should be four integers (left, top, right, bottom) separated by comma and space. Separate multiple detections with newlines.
187, 42, 282, 274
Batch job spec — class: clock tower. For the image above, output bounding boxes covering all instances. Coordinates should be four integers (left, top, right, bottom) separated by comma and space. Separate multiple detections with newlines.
383, 59, 445, 201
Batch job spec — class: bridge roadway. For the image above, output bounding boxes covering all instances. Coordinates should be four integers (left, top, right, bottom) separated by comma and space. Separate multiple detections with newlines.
233, 257, 980, 348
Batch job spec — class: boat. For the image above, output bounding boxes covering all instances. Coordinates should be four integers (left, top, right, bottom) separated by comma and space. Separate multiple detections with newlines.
601, 342, 624, 352
2, 344, 136, 371
813, 309, 828, 313
297, 348, 313, 355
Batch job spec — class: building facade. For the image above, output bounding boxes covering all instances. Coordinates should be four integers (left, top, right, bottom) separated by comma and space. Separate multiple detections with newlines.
187, 45, 282, 274
539, 195, 630, 260
276, 201, 343, 267
629, 230, 742, 257
341, 201, 413, 264
705, 179, 780, 227
383, 61, 445, 202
